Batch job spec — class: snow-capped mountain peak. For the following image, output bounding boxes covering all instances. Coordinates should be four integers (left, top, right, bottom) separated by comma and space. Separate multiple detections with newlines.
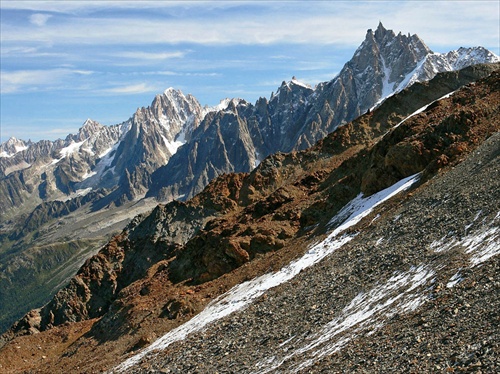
290, 76, 312, 89
0, 137, 30, 158
203, 98, 247, 115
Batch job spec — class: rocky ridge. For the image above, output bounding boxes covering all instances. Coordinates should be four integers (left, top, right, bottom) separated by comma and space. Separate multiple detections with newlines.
0, 66, 498, 373
0, 88, 204, 214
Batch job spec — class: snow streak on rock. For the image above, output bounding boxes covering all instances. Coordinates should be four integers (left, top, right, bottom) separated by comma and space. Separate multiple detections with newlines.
431, 211, 500, 268
254, 266, 435, 373
328, 173, 421, 235
114, 174, 421, 372
254, 215, 500, 372
390, 90, 457, 131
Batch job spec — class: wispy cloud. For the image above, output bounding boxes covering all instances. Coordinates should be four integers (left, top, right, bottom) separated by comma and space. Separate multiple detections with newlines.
1, 69, 93, 93
1, 15, 365, 46
2, 1, 498, 50
140, 71, 221, 77
115, 51, 187, 60
29, 13, 51, 26
0, 0, 186, 13
102, 83, 160, 95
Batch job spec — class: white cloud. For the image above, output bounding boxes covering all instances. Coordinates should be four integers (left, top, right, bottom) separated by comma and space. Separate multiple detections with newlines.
0, 2, 376, 47
0, 1, 184, 13
128, 70, 221, 78
115, 51, 187, 60
29, 13, 52, 26
102, 83, 160, 94
0, 69, 93, 93
1, 1, 498, 54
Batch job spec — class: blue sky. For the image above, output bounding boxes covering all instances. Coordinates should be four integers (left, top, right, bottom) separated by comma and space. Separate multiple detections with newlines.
1, 0, 499, 142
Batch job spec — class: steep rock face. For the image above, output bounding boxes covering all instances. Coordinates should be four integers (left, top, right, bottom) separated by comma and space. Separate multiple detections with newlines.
148, 100, 260, 201
0, 89, 204, 213
263, 78, 315, 152
103, 89, 204, 202
295, 23, 499, 149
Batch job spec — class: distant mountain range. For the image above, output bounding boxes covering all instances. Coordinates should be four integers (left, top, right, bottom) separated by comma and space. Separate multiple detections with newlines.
1, 23, 498, 211
0, 22, 498, 335
1, 50, 498, 373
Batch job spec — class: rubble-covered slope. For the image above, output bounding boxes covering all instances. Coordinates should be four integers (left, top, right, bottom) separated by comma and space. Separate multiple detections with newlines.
125, 125, 500, 374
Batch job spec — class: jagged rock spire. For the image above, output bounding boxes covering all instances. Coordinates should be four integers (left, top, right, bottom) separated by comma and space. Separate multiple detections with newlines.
374, 21, 391, 41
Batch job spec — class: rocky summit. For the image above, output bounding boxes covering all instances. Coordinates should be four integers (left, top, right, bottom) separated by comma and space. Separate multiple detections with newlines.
0, 54, 498, 373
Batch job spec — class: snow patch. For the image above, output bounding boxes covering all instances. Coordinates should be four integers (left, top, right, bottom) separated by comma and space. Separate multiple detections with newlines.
290, 77, 312, 89
254, 151, 261, 168
328, 173, 421, 235
0, 145, 28, 158
99, 146, 114, 159
203, 98, 243, 116
379, 55, 394, 102
50, 140, 86, 164
463, 226, 499, 266
446, 271, 463, 288
255, 266, 435, 373
56, 187, 92, 202
59, 140, 85, 158
161, 135, 184, 156
384, 89, 459, 134
0, 137, 29, 158
429, 212, 500, 266
81, 171, 97, 180
78, 142, 120, 185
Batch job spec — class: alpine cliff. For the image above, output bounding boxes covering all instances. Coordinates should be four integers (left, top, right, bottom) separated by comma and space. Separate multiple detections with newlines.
146, 22, 500, 201
0, 23, 498, 336
1, 60, 498, 374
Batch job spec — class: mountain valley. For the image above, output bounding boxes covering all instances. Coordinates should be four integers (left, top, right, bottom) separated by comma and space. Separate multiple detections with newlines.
0, 23, 499, 372
0, 56, 498, 372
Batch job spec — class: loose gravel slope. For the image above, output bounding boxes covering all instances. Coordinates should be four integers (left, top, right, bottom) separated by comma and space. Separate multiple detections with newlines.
123, 132, 499, 373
